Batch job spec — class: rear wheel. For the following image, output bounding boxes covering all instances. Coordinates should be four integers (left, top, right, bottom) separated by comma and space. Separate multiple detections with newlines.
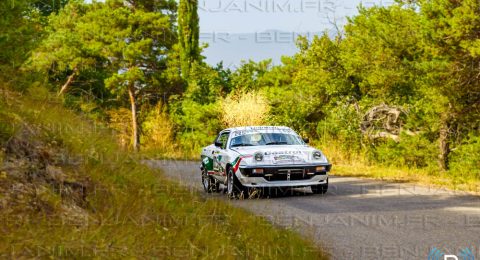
311, 180, 328, 194
202, 168, 219, 193
227, 168, 245, 199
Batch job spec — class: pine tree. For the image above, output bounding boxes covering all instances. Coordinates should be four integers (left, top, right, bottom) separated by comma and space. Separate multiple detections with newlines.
32, 0, 176, 151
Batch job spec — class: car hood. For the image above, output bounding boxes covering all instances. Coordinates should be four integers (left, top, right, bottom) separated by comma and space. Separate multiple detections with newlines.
232, 145, 329, 165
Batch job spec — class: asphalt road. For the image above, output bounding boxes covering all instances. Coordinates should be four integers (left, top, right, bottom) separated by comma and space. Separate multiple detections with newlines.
146, 160, 480, 260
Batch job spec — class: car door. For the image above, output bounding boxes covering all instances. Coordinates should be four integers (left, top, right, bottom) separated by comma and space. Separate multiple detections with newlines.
213, 131, 230, 176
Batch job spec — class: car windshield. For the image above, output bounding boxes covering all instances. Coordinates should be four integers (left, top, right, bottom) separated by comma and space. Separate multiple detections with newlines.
230, 133, 304, 147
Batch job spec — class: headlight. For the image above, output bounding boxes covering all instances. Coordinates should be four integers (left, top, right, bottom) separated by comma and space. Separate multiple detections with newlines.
313, 151, 323, 160
254, 152, 264, 162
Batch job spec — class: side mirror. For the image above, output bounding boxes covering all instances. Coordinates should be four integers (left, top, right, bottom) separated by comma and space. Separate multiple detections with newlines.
214, 141, 223, 147
303, 137, 310, 144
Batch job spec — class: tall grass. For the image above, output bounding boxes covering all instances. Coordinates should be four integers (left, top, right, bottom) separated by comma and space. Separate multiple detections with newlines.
315, 139, 480, 193
0, 87, 328, 259
221, 91, 269, 127
141, 103, 185, 158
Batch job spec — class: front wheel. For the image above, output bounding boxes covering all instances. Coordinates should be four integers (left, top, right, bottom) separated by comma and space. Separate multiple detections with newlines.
227, 168, 245, 199
202, 168, 219, 193
311, 181, 328, 195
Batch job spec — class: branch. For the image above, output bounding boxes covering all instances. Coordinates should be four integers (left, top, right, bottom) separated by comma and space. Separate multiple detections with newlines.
58, 67, 78, 96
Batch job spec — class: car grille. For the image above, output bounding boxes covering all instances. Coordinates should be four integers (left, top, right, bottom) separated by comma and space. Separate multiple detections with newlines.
264, 168, 312, 181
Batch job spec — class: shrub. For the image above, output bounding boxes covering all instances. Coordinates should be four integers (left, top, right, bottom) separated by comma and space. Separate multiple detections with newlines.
450, 135, 480, 179
369, 133, 438, 169
106, 108, 131, 148
317, 102, 363, 153
264, 86, 326, 136
141, 103, 179, 156
221, 91, 269, 127
170, 99, 223, 158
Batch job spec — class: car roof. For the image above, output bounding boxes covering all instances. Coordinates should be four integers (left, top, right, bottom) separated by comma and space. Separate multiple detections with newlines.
223, 126, 294, 132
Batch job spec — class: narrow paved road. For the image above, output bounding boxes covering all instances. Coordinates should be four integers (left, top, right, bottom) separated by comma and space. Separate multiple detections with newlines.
146, 160, 480, 260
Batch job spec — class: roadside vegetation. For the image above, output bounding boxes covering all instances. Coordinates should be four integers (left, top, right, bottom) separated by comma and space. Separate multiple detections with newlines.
0, 88, 327, 258
146, 1, 479, 192
3, 0, 479, 192
1, 0, 478, 257
0, 1, 329, 257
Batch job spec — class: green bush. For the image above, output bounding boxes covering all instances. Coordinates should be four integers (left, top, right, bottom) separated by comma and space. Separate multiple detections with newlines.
450, 135, 480, 179
170, 99, 223, 157
369, 133, 438, 169
317, 102, 363, 153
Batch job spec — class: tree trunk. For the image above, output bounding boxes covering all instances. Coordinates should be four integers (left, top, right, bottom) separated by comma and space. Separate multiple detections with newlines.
58, 67, 78, 96
128, 84, 140, 151
438, 114, 451, 171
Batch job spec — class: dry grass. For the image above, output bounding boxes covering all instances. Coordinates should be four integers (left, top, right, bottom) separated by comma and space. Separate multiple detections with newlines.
0, 87, 328, 259
141, 103, 185, 158
221, 91, 269, 127
106, 107, 132, 148
315, 139, 480, 194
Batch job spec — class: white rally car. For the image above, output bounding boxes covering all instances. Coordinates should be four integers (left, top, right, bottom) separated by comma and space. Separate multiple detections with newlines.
200, 126, 331, 198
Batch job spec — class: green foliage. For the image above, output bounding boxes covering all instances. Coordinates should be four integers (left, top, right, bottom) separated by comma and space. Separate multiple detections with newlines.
146, 0, 480, 183
450, 135, 480, 179
95, 1, 175, 92
31, 0, 178, 150
32, 0, 69, 16
264, 85, 323, 136
0, 0, 42, 85
231, 60, 273, 92
369, 134, 438, 169
341, 4, 421, 102
1, 0, 479, 185
178, 0, 200, 79
263, 35, 351, 136
198, 1, 478, 183
30, 2, 100, 88
166, 61, 231, 156
170, 98, 223, 155
419, 0, 480, 123
184, 62, 227, 104
317, 102, 363, 153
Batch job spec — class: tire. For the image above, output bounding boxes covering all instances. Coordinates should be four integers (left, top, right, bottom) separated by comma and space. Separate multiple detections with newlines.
311, 181, 328, 195
227, 168, 245, 199
202, 167, 219, 193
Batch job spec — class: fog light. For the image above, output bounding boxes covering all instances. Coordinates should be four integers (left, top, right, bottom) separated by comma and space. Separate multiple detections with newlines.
252, 168, 264, 174
316, 166, 326, 172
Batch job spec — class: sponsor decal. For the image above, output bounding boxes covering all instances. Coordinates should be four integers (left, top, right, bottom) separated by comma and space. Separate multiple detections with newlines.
202, 156, 214, 171
274, 155, 297, 161
232, 127, 294, 137
232, 157, 242, 173
202, 157, 209, 165
265, 150, 302, 155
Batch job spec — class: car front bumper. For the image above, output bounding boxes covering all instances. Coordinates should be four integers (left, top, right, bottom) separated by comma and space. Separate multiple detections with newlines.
236, 164, 331, 188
